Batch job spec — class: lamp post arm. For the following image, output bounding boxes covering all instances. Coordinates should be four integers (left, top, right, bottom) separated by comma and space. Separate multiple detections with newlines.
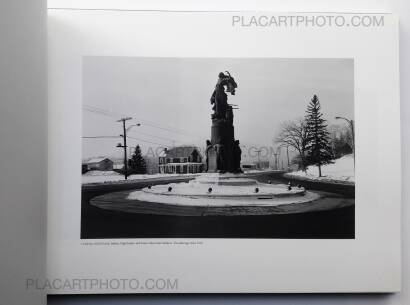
126, 123, 141, 132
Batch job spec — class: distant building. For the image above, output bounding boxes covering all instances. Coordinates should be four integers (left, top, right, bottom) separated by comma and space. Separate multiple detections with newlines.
112, 159, 124, 170
83, 157, 114, 171
256, 160, 270, 169
158, 146, 203, 174
241, 160, 270, 171
241, 163, 257, 171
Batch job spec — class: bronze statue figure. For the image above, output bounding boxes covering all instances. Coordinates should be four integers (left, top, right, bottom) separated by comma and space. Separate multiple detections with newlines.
206, 71, 242, 173
210, 72, 237, 120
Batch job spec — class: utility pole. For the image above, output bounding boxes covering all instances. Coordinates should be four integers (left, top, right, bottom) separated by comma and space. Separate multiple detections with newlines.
286, 145, 290, 170
273, 152, 279, 170
255, 149, 261, 169
116, 117, 132, 180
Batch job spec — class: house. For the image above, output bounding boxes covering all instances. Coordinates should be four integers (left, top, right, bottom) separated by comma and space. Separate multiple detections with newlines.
112, 159, 124, 170
83, 157, 114, 171
158, 146, 203, 174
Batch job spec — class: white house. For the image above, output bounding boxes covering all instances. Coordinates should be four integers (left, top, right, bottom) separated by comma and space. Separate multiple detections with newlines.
158, 146, 203, 174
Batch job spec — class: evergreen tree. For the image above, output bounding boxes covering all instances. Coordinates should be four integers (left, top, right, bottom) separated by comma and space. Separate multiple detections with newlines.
304, 95, 334, 177
128, 145, 147, 174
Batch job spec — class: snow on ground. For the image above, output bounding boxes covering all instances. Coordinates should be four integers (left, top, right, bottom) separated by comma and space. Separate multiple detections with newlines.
136, 181, 305, 197
244, 169, 278, 174
83, 170, 121, 177
82, 171, 199, 184
82, 169, 276, 184
286, 154, 354, 184
128, 190, 319, 207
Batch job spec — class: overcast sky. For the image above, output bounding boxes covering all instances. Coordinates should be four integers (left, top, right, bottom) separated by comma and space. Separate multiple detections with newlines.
82, 57, 354, 161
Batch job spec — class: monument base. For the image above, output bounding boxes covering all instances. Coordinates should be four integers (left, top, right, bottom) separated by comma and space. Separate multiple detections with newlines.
194, 173, 257, 186
124, 173, 319, 209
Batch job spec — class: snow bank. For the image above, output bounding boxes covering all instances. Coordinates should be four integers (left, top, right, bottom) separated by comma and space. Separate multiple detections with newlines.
83, 170, 121, 176
82, 172, 199, 184
82, 169, 277, 185
286, 154, 354, 184
128, 190, 319, 207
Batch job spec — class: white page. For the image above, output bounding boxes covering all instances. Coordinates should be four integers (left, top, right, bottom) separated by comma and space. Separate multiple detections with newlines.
47, 10, 400, 293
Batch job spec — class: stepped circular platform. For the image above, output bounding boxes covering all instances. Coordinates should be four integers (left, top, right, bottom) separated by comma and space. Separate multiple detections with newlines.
126, 173, 320, 208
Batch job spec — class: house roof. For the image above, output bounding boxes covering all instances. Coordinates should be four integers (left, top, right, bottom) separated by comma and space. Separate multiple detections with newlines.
84, 157, 112, 164
160, 146, 199, 158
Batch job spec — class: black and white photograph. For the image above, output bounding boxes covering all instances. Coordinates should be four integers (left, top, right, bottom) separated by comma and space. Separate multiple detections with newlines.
81, 57, 355, 239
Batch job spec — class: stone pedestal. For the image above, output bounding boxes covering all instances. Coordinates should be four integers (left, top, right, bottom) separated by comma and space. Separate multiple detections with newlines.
211, 119, 234, 145
207, 118, 235, 173
206, 146, 218, 172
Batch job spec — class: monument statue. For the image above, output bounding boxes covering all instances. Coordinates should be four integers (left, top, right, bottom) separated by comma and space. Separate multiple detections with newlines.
127, 71, 312, 219
206, 71, 242, 173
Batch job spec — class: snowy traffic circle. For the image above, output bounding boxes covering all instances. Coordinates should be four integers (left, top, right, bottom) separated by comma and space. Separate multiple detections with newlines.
90, 188, 355, 216
87, 167, 354, 216
88, 172, 350, 216
127, 189, 320, 207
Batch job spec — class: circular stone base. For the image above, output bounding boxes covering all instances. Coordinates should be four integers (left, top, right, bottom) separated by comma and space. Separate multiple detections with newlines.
126, 174, 317, 207
128, 189, 319, 207
194, 173, 257, 186
88, 174, 355, 216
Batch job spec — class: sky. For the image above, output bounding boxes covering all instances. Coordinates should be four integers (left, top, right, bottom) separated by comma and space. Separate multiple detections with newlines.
82, 57, 354, 162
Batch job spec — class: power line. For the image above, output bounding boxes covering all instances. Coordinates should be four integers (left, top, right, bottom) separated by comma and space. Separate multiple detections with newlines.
83, 105, 196, 138
83, 105, 119, 118
83, 104, 202, 139
126, 135, 167, 147
82, 136, 120, 139
82, 135, 168, 146
83, 108, 114, 118
139, 121, 201, 139
88, 104, 197, 137
128, 129, 181, 143
83, 107, 184, 142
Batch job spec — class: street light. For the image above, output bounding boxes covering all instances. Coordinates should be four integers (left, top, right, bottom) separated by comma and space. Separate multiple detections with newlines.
335, 116, 355, 168
116, 117, 133, 180
115, 120, 142, 180
126, 123, 141, 132
126, 123, 142, 157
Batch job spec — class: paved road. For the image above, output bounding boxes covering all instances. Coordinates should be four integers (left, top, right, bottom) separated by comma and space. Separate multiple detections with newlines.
81, 173, 355, 239
90, 190, 351, 216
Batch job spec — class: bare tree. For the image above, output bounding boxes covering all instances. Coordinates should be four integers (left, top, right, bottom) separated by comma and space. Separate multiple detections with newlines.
328, 124, 353, 159
275, 119, 309, 171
